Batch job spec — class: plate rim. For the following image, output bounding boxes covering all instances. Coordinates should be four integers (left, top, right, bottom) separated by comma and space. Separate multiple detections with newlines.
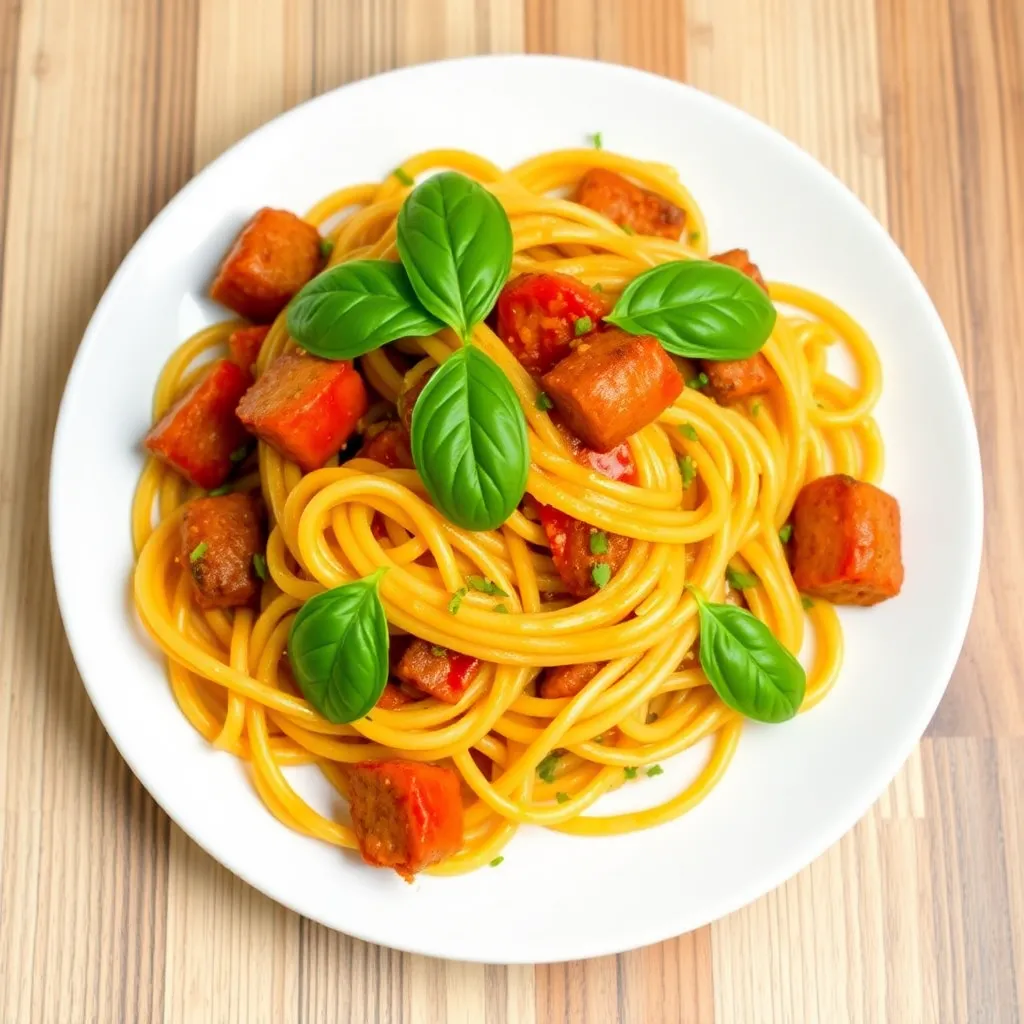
48, 53, 984, 963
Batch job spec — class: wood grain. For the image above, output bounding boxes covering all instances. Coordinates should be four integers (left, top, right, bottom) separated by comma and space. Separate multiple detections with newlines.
0, 0, 1020, 1021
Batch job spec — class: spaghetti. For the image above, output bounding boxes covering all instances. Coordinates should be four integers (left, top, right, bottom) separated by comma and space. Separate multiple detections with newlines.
132, 148, 883, 875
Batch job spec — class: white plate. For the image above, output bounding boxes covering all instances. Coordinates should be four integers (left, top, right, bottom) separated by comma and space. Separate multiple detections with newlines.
49, 55, 983, 963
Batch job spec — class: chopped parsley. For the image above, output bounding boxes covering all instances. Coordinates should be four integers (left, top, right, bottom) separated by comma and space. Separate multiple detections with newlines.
393, 167, 414, 186
688, 230, 702, 244
678, 454, 697, 487
430, 644, 447, 657
623, 766, 639, 780
574, 315, 593, 336
590, 131, 603, 149
727, 565, 760, 590
591, 563, 611, 589
229, 445, 249, 463
447, 587, 467, 615
466, 575, 508, 597
589, 530, 609, 555
679, 423, 698, 441
536, 750, 563, 783
189, 542, 208, 563
319, 237, 335, 260
493, 603, 509, 614
489, 856, 504, 868
207, 484, 231, 497
687, 372, 709, 390
555, 791, 570, 804
535, 391, 554, 411
622, 224, 636, 236
801, 595, 815, 610
593, 282, 604, 293
646, 765, 664, 778
751, 400, 762, 416
252, 553, 268, 580
779, 524, 793, 544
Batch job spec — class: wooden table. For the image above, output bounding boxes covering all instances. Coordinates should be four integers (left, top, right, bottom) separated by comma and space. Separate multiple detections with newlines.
1, 1, 1019, 1020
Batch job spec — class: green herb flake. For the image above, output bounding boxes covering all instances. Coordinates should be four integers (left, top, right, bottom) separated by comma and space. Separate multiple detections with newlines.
751, 400, 762, 416
536, 750, 563, 783
727, 565, 760, 590
493, 603, 509, 614
447, 587, 467, 615
590, 131, 603, 149
801, 595, 815, 610
593, 282, 604, 293
779, 524, 793, 544
624, 766, 639, 780
252, 553, 268, 581
535, 391, 554, 412
207, 484, 231, 497
591, 563, 612, 589
679, 454, 697, 487
430, 645, 447, 657
189, 542, 208, 563
229, 445, 249, 463
555, 791, 570, 804
466, 575, 508, 597
574, 315, 593, 336
393, 167, 414, 186
688, 230, 702, 244
680, 423, 698, 441
589, 530, 609, 555
319, 237, 335, 260
489, 856, 504, 868
622, 224, 636, 236
687, 372, 709, 390
646, 764, 664, 778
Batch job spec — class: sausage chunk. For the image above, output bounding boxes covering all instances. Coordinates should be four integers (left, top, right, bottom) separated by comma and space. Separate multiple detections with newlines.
700, 249, 778, 403
145, 359, 252, 489
210, 208, 322, 322
376, 682, 419, 710
236, 352, 369, 472
539, 662, 602, 699
539, 506, 631, 598
345, 760, 463, 880
227, 325, 270, 372
358, 421, 413, 469
496, 272, 609, 375
575, 168, 685, 240
790, 474, 904, 605
181, 493, 262, 609
394, 640, 480, 705
542, 329, 683, 452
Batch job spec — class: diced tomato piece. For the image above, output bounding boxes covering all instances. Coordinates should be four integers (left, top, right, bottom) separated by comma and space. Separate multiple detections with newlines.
210, 208, 322, 323
358, 421, 413, 469
397, 368, 435, 434
144, 359, 251, 489
180, 493, 263, 609
538, 662, 602, 699
790, 474, 904, 605
495, 272, 609, 375
555, 420, 638, 484
710, 248, 768, 293
376, 682, 418, 710
542, 329, 683, 452
539, 505, 631, 598
227, 325, 270, 371
575, 168, 685, 239
345, 760, 464, 880
236, 351, 369, 472
394, 640, 480, 705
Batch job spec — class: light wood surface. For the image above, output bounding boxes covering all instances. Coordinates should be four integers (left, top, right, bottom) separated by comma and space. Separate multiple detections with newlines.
0, 0, 1019, 1020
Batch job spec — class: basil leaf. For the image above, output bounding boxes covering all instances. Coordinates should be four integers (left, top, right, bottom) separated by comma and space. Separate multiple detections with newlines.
397, 172, 513, 341
410, 346, 529, 531
692, 591, 805, 723
287, 260, 443, 360
287, 569, 389, 723
606, 260, 777, 359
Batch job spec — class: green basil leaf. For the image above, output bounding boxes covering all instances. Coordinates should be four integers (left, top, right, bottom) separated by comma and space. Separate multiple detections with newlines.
410, 346, 529, 531
606, 260, 777, 359
287, 260, 443, 360
692, 591, 805, 723
287, 569, 389, 723
397, 172, 513, 340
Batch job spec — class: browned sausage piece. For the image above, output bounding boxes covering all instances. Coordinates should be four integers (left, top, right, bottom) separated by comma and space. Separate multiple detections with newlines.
538, 662, 602, 699
181, 493, 263, 609
575, 168, 685, 239
394, 640, 480, 705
